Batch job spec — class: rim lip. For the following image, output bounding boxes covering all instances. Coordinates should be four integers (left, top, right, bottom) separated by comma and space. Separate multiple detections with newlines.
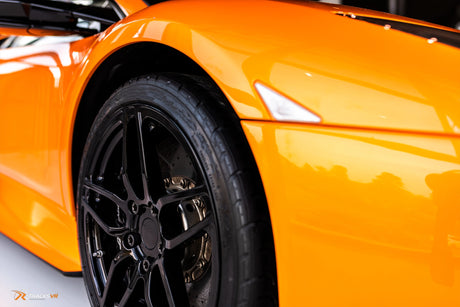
78, 100, 222, 306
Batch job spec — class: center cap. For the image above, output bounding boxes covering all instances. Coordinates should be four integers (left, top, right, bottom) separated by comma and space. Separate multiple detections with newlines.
140, 216, 160, 250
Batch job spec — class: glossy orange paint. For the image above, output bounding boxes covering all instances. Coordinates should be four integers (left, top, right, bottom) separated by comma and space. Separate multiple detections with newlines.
0, 0, 459, 305
243, 121, 460, 306
0, 36, 97, 271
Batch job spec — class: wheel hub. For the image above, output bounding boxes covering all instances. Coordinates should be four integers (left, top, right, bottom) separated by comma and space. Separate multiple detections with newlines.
138, 212, 162, 258
140, 217, 160, 250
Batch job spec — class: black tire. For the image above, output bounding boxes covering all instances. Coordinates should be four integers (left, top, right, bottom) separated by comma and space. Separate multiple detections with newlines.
76, 74, 278, 307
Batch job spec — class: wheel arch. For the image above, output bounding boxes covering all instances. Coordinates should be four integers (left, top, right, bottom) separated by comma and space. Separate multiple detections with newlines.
72, 42, 222, 197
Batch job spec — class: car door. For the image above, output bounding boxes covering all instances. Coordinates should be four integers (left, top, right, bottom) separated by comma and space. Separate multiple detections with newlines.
0, 0, 119, 271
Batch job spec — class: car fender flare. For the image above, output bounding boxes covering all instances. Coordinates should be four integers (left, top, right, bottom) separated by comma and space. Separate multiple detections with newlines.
60, 11, 272, 214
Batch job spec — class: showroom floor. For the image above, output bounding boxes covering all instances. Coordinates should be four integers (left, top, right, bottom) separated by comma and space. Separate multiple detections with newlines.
0, 234, 90, 306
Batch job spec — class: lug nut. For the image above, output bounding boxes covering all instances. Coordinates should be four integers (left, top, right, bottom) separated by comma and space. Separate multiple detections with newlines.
130, 202, 139, 214
127, 234, 135, 247
142, 259, 150, 272
125, 233, 140, 249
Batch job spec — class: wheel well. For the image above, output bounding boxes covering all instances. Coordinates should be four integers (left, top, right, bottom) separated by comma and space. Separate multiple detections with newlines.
71, 43, 213, 196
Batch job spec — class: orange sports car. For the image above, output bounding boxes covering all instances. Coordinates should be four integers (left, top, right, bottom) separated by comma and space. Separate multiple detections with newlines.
1, 0, 460, 306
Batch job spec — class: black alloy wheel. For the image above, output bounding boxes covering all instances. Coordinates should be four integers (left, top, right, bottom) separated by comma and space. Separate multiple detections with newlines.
77, 74, 278, 307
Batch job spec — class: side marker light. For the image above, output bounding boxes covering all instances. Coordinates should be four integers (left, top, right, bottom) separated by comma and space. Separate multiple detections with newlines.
254, 82, 321, 123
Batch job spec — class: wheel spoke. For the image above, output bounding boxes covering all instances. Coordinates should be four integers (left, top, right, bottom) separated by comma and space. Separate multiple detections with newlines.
121, 109, 166, 201
136, 112, 166, 201
134, 112, 151, 199
100, 251, 131, 306
121, 110, 139, 199
121, 110, 130, 177
165, 215, 211, 250
83, 199, 128, 236
117, 262, 141, 307
158, 256, 190, 307
84, 179, 127, 213
144, 270, 155, 307
156, 185, 207, 211
121, 173, 134, 200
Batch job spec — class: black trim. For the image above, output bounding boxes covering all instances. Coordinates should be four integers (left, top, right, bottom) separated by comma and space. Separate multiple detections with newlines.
62, 271, 83, 277
142, 0, 168, 6
338, 13, 460, 49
